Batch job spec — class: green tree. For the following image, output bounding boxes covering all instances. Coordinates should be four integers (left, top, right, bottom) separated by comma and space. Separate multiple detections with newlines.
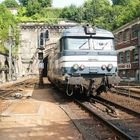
112, 0, 130, 5
2, 0, 19, 8
38, 0, 52, 7
111, 0, 140, 29
60, 5, 83, 22
18, 0, 52, 7
26, 0, 41, 16
18, 0, 28, 6
82, 0, 111, 28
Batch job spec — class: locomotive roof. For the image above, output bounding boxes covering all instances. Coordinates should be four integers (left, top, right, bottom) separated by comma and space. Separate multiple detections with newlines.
61, 25, 114, 38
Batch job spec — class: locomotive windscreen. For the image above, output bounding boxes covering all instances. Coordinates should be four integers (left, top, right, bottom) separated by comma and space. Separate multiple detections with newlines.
64, 38, 114, 51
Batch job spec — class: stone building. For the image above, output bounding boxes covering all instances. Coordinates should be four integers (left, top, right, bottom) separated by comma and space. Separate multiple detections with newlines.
18, 23, 77, 77
114, 18, 140, 82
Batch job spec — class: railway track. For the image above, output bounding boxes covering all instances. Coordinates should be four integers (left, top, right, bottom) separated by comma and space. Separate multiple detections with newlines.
0, 78, 36, 100
0, 78, 36, 114
60, 98, 135, 140
89, 96, 140, 140
60, 89, 140, 140
94, 96, 140, 118
111, 87, 140, 101
101, 91, 140, 114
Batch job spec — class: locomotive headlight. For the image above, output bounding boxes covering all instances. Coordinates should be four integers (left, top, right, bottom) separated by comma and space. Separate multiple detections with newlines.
101, 64, 106, 70
107, 64, 113, 71
72, 64, 79, 71
80, 64, 85, 70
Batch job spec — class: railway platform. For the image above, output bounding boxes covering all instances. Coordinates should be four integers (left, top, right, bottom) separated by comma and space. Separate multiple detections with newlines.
0, 77, 83, 140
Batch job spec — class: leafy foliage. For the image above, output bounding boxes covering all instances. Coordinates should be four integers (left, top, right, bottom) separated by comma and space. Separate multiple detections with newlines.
18, 0, 52, 7
26, 0, 41, 16
0, 0, 140, 38
112, 0, 131, 5
2, 0, 19, 8
0, 4, 19, 54
38, 0, 52, 7
18, 0, 28, 6
60, 5, 83, 22
111, 0, 140, 29
15, 0, 140, 31
59, 0, 140, 30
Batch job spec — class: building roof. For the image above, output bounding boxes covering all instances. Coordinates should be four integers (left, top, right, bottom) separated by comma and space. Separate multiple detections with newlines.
114, 17, 140, 34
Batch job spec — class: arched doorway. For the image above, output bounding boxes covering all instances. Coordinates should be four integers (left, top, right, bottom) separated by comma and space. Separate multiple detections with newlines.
43, 56, 48, 77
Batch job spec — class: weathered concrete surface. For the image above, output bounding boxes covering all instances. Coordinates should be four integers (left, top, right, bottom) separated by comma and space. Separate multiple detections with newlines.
0, 78, 83, 140
0, 53, 8, 82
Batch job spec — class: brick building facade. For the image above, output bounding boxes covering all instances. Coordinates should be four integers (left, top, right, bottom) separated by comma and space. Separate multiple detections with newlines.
114, 18, 140, 82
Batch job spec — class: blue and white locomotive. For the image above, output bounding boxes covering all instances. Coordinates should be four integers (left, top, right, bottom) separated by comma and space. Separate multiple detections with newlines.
47, 25, 118, 96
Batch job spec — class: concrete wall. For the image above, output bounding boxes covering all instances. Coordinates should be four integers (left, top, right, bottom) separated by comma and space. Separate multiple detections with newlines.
0, 53, 8, 82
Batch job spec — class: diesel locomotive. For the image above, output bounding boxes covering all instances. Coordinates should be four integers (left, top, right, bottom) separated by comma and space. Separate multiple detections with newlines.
47, 25, 119, 96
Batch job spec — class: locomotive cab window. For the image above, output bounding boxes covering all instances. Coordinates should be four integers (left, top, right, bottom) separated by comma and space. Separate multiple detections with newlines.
64, 37, 114, 51
64, 38, 90, 50
92, 39, 114, 50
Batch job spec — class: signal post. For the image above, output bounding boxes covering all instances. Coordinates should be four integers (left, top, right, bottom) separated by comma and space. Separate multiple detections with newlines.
38, 29, 49, 87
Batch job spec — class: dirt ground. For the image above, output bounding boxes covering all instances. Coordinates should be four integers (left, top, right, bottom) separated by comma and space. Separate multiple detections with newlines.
0, 78, 83, 140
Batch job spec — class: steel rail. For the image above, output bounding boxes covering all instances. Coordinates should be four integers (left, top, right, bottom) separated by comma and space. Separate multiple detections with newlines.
89, 98, 116, 114
111, 88, 140, 101
74, 99, 134, 140
94, 96, 140, 118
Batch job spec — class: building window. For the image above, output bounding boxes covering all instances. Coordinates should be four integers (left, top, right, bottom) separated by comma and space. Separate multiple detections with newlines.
131, 25, 138, 39
132, 48, 138, 62
118, 52, 123, 63
123, 29, 130, 42
125, 50, 130, 63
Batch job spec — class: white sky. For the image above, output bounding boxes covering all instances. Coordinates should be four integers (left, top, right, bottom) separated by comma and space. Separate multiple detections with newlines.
52, 0, 85, 8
